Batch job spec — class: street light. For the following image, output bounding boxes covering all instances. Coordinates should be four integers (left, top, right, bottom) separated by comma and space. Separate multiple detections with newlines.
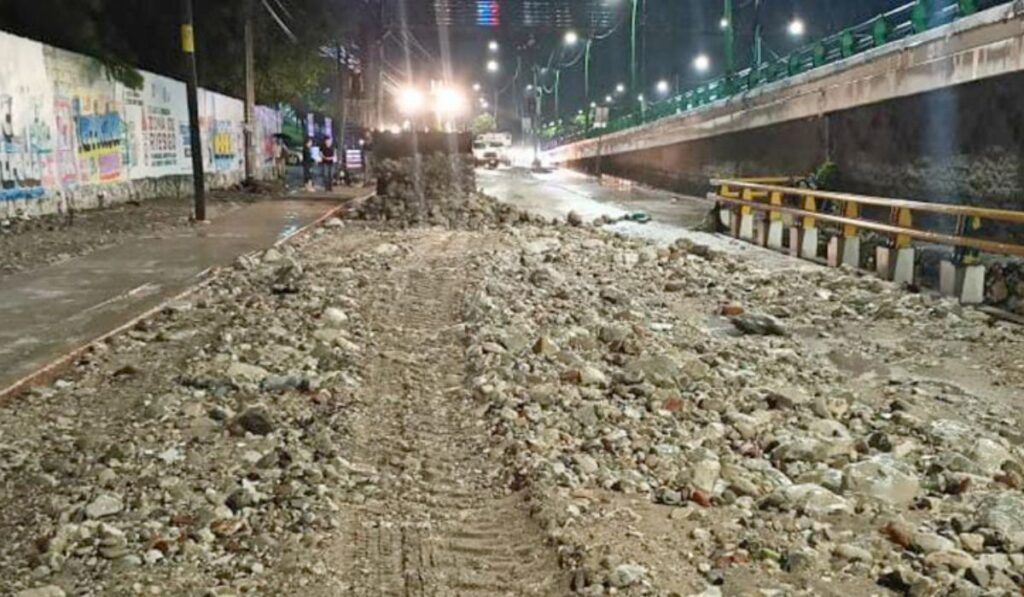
656, 80, 670, 95
472, 82, 481, 92
788, 17, 806, 37
615, 83, 626, 94
486, 59, 499, 73
720, 17, 730, 30
605, 95, 613, 104
564, 30, 579, 46
488, 40, 499, 52
434, 87, 467, 117
396, 87, 426, 116
694, 54, 711, 74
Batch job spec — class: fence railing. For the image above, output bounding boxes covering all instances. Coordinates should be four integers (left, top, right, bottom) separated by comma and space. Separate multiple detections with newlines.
709, 178, 1024, 259
543, 0, 1004, 149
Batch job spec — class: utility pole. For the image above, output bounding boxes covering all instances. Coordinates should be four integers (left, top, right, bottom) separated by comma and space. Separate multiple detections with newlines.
335, 41, 347, 147
243, 0, 256, 184
583, 38, 592, 131
630, 0, 640, 93
181, 0, 205, 221
724, 0, 735, 74
753, 0, 764, 67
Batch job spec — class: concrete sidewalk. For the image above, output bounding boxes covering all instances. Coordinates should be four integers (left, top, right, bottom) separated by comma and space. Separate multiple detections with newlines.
0, 189, 369, 394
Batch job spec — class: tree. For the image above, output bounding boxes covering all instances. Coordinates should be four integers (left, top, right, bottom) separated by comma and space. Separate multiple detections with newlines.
472, 113, 497, 135
0, 0, 369, 109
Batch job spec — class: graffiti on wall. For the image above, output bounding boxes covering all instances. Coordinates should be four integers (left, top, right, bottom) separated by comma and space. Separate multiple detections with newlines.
0, 35, 56, 202
73, 95, 124, 183
1, 29, 281, 208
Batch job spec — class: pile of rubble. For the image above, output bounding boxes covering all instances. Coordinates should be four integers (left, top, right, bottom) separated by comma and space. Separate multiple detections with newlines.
460, 219, 1024, 594
987, 261, 1024, 315
0, 239, 380, 595
357, 155, 533, 228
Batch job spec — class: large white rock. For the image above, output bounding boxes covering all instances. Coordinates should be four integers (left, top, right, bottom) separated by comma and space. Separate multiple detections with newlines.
842, 455, 920, 505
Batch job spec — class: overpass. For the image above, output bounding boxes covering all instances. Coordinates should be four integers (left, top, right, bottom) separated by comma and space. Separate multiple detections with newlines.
543, 0, 1024, 210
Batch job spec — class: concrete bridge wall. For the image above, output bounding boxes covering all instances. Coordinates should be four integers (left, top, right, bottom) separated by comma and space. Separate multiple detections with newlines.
549, 3, 1024, 209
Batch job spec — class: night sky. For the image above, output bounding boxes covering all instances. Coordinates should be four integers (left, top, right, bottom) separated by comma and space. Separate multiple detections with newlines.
390, 0, 923, 125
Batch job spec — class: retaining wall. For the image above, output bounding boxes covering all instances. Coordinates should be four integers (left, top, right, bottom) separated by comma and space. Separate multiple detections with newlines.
1, 30, 282, 219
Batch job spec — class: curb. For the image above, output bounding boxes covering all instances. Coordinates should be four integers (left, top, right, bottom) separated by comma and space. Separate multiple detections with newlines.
0, 190, 375, 403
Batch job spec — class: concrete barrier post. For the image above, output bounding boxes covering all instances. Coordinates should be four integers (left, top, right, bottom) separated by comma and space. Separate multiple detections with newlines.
940, 260, 986, 304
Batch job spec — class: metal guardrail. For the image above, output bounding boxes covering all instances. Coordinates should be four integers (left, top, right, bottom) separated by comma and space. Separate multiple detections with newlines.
709, 178, 1024, 259
544, 0, 1005, 149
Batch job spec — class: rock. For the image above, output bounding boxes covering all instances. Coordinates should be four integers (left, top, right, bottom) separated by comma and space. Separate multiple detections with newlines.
323, 217, 344, 229
322, 307, 349, 326
977, 493, 1024, 548
230, 406, 275, 436
16, 587, 65, 597
226, 362, 269, 385
842, 455, 919, 505
773, 484, 851, 517
969, 438, 1013, 475
85, 493, 124, 519
567, 211, 584, 227
261, 247, 283, 263
731, 313, 787, 336
574, 454, 599, 475
374, 243, 401, 257
834, 544, 873, 563
690, 453, 721, 494
608, 563, 646, 588
912, 531, 955, 554
924, 549, 976, 572
532, 335, 559, 356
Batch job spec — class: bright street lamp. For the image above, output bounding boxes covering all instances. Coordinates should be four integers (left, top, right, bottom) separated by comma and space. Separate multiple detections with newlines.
472, 82, 481, 92
788, 17, 806, 37
486, 59, 499, 73
693, 54, 711, 73
615, 83, 626, 94
396, 87, 426, 115
605, 95, 613, 104
720, 17, 730, 30
434, 87, 467, 117
656, 80, 670, 95
488, 40, 499, 52
564, 30, 579, 46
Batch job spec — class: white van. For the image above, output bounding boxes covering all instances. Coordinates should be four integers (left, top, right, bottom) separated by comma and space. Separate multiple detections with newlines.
472, 132, 512, 168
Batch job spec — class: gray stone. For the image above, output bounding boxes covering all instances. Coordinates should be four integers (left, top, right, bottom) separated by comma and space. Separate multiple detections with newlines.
608, 563, 646, 588
776, 484, 851, 517
85, 493, 124, 519
231, 406, 275, 436
322, 307, 349, 326
842, 455, 919, 505
834, 544, 873, 563
731, 313, 787, 336
16, 587, 66, 597
978, 493, 1024, 549
912, 531, 955, 554
226, 362, 269, 385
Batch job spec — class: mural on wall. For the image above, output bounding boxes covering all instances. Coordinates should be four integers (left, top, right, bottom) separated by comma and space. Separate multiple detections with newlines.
0, 35, 56, 202
0, 29, 281, 211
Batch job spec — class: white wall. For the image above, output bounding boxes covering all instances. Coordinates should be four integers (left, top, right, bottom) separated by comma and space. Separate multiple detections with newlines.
0, 30, 282, 218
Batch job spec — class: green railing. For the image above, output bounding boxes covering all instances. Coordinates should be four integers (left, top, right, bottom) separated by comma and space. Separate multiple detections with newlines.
544, 0, 1000, 148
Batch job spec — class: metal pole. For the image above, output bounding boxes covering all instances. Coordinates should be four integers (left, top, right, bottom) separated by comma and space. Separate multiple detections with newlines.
630, 0, 639, 92
724, 0, 735, 74
554, 69, 560, 122
532, 69, 541, 168
584, 39, 592, 131
243, 0, 256, 183
181, 0, 205, 221
753, 0, 764, 67
335, 41, 347, 147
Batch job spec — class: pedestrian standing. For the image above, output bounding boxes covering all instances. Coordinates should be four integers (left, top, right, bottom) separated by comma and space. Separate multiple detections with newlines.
321, 137, 337, 192
302, 138, 315, 191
